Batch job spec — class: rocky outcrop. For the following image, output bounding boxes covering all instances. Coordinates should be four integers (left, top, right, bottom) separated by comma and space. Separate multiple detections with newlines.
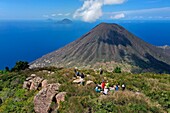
73, 78, 85, 84
23, 74, 67, 113
34, 83, 61, 113
55, 92, 67, 109
23, 74, 44, 91
42, 79, 48, 88
31, 74, 36, 77
30, 77, 44, 90
23, 81, 31, 90
86, 80, 95, 86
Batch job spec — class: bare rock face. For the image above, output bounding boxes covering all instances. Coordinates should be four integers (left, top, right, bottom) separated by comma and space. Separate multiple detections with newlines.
23, 81, 31, 90
55, 92, 67, 107
42, 79, 48, 88
73, 78, 85, 84
26, 76, 33, 81
23, 74, 45, 91
34, 83, 61, 113
86, 80, 95, 86
30, 77, 44, 90
31, 74, 36, 77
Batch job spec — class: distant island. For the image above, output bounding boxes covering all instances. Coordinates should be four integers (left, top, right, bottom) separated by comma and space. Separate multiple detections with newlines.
56, 18, 73, 24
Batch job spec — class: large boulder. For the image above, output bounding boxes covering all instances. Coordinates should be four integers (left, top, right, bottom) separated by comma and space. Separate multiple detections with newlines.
31, 74, 36, 77
86, 80, 95, 86
73, 78, 85, 84
26, 76, 33, 81
34, 83, 61, 113
23, 81, 31, 89
41, 79, 48, 88
55, 92, 67, 107
30, 77, 44, 90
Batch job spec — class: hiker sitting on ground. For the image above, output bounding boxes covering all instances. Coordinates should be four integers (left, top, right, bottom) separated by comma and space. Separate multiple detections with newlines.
76, 71, 80, 77
115, 85, 119, 91
106, 81, 110, 89
122, 83, 126, 91
95, 85, 101, 93
103, 86, 109, 95
101, 80, 106, 91
80, 73, 85, 78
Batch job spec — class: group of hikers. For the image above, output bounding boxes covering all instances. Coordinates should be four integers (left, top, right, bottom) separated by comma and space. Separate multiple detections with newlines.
95, 81, 126, 95
74, 67, 85, 79
74, 67, 126, 95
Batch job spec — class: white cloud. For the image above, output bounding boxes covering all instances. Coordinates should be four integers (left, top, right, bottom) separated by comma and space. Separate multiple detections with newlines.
110, 13, 125, 19
105, 7, 170, 15
106, 7, 170, 20
65, 13, 70, 16
52, 13, 70, 17
125, 7, 170, 15
104, 0, 125, 5
43, 15, 49, 18
58, 13, 63, 16
73, 0, 125, 22
43, 13, 71, 19
51, 14, 56, 17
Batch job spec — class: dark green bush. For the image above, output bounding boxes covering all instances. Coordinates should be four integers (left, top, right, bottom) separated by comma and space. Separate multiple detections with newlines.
11, 61, 29, 72
114, 67, 121, 73
5, 67, 10, 72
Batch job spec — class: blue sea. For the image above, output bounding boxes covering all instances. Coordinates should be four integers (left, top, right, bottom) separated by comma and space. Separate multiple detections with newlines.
0, 20, 170, 69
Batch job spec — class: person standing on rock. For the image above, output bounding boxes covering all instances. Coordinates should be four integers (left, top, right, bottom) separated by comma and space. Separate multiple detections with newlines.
74, 67, 77, 73
99, 68, 103, 75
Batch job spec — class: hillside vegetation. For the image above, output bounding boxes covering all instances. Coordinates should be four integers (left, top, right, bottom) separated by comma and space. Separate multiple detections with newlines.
0, 67, 169, 113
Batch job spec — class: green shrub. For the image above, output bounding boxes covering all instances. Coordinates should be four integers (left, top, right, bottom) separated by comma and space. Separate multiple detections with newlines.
11, 61, 29, 72
114, 67, 121, 73
5, 67, 10, 72
0, 70, 3, 74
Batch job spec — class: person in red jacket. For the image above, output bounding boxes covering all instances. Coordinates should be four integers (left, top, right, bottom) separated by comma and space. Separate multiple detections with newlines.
101, 80, 105, 90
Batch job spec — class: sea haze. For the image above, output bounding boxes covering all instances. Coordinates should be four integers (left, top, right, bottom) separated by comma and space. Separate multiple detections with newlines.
0, 20, 170, 69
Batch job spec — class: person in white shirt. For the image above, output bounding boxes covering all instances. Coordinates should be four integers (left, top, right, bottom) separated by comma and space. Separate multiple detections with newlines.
122, 83, 126, 91
103, 86, 109, 95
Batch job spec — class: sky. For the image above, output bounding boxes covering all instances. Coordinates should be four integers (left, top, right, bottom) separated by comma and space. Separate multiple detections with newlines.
0, 0, 170, 22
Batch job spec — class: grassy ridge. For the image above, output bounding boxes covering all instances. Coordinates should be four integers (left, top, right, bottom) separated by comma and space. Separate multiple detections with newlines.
0, 68, 169, 113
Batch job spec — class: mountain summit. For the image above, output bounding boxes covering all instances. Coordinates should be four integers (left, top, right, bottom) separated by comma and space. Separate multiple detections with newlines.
30, 23, 170, 73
